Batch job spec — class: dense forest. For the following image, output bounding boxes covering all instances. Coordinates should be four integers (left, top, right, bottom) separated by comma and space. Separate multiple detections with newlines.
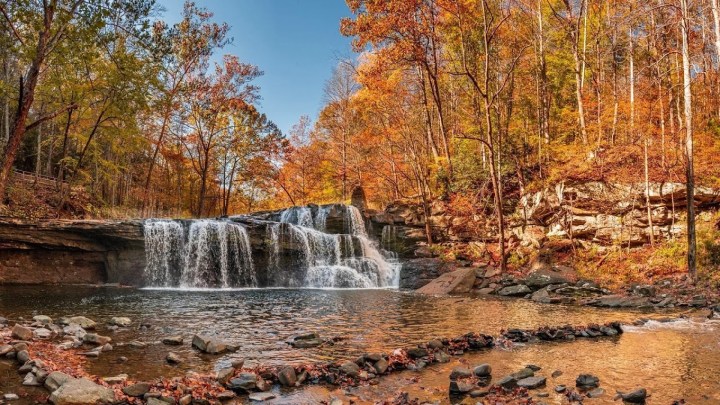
1, 0, 719, 242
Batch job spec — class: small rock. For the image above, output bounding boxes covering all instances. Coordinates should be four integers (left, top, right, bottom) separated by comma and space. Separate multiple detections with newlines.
427, 339, 443, 349
32, 327, 52, 339
101, 374, 128, 384
33, 315, 53, 325
109, 317, 132, 327
179, 395, 192, 405
449, 380, 475, 394
83, 333, 111, 345
12, 325, 33, 341
4, 394, 19, 401
166, 352, 182, 364
191, 334, 230, 354
227, 372, 257, 392
217, 391, 235, 400
551, 370, 563, 378
434, 351, 450, 363
22, 372, 40, 386
406, 347, 428, 359
517, 376, 546, 389
66, 316, 96, 330
16, 349, 30, 363
216, 367, 235, 385
101, 343, 113, 352
339, 361, 360, 377
576, 374, 600, 389
161, 336, 183, 345
248, 392, 276, 401
0, 344, 14, 355
620, 388, 648, 403
536, 392, 550, 398
278, 366, 297, 387
128, 340, 147, 349
469, 389, 488, 398
373, 358, 388, 374
525, 364, 542, 371
473, 364, 492, 377
123, 382, 152, 397
587, 387, 605, 398
555, 385, 566, 393
498, 284, 532, 296
231, 359, 245, 369
449, 367, 473, 380
511, 367, 535, 380
63, 324, 87, 339
496, 376, 518, 389
146, 398, 166, 405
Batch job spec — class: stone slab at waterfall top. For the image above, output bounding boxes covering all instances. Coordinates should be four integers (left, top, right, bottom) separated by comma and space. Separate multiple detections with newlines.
416, 267, 476, 295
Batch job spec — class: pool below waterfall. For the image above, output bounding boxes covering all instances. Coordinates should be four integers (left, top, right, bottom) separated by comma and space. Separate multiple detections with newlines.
1, 286, 719, 404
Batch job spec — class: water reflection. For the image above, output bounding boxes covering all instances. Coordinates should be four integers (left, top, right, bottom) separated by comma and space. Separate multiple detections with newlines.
1, 286, 716, 404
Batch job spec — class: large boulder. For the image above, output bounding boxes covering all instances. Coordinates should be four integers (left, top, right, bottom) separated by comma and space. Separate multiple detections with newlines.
416, 267, 476, 295
49, 378, 115, 405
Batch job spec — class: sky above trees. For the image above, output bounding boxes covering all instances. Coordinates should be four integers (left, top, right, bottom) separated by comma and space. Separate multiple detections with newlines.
157, 0, 354, 136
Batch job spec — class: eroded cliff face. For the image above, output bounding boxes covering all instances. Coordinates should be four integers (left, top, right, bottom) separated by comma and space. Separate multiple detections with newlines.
0, 219, 145, 285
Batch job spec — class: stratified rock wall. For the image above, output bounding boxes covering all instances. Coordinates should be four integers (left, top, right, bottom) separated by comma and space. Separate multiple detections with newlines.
0, 219, 145, 285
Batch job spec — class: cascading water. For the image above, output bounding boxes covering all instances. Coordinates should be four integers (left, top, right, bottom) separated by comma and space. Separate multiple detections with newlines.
143, 204, 401, 289
143, 219, 255, 288
274, 204, 401, 288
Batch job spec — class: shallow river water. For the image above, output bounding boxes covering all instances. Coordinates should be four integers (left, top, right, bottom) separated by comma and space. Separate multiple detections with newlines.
1, 286, 718, 404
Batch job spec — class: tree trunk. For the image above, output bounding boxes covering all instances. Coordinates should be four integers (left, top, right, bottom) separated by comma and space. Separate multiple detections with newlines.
680, 0, 696, 282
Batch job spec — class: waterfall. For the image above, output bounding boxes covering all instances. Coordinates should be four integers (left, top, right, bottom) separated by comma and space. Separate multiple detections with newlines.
143, 219, 255, 288
143, 220, 184, 287
144, 204, 401, 289
271, 204, 401, 288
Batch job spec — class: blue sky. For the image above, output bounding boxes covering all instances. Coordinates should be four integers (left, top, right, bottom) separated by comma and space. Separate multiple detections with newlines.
157, 0, 355, 136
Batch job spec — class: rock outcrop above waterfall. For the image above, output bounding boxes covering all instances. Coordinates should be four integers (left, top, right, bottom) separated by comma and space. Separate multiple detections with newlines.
0, 219, 145, 285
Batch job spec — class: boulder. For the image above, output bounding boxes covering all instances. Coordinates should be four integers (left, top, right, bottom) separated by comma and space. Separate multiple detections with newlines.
498, 284, 531, 297
12, 325, 33, 341
416, 267, 476, 295
49, 378, 115, 405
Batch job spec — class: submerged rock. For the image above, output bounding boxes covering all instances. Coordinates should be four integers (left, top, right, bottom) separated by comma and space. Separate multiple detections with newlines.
248, 392, 276, 401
